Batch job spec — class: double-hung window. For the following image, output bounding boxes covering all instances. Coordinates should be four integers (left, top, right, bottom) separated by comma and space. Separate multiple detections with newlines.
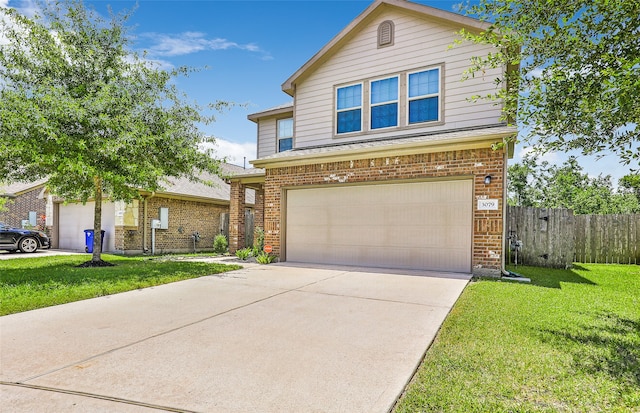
277, 118, 293, 152
336, 83, 362, 134
408, 68, 440, 124
370, 76, 398, 129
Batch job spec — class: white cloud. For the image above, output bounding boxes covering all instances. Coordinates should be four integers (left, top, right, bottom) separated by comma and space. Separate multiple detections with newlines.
514, 144, 635, 186
1, 1, 38, 46
125, 53, 175, 72
526, 67, 544, 79
142, 31, 270, 59
516, 146, 560, 164
6, 0, 38, 17
212, 138, 256, 168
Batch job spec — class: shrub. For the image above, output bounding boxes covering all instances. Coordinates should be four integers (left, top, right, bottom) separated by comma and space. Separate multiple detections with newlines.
255, 252, 277, 264
251, 245, 261, 257
213, 234, 228, 254
253, 226, 264, 251
235, 248, 252, 260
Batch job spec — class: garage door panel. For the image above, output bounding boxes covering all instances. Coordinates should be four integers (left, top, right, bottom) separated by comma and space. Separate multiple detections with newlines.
59, 202, 115, 252
286, 180, 472, 272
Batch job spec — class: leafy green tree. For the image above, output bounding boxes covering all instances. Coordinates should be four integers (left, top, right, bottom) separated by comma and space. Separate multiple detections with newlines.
459, 0, 640, 166
619, 174, 640, 203
508, 157, 640, 214
507, 156, 542, 206
0, 1, 225, 264
539, 157, 588, 210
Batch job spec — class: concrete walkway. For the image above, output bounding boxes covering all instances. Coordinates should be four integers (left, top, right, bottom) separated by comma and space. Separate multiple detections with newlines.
1, 263, 470, 413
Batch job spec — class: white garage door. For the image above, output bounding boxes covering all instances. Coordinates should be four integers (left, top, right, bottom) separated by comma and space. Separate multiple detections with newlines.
285, 180, 472, 272
58, 202, 116, 252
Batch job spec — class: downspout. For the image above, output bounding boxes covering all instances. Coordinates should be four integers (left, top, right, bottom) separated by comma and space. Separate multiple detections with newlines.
501, 148, 509, 277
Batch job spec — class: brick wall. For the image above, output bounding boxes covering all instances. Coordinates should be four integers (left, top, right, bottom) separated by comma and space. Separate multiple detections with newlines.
262, 148, 506, 276
116, 196, 228, 254
228, 182, 246, 253
0, 187, 47, 232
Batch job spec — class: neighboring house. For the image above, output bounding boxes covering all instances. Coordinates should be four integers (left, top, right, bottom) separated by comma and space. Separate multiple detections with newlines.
230, 0, 516, 276
0, 178, 49, 231
4, 163, 254, 254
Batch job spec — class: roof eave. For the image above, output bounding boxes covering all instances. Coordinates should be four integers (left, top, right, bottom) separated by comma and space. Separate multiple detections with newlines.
251, 128, 516, 169
247, 105, 294, 122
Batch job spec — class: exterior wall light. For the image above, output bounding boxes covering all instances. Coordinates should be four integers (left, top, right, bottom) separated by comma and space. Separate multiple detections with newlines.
484, 175, 492, 185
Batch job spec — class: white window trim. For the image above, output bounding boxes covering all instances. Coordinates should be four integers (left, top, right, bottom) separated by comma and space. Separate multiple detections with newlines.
332, 64, 444, 139
406, 67, 441, 125
335, 82, 363, 135
369, 75, 399, 131
277, 117, 294, 152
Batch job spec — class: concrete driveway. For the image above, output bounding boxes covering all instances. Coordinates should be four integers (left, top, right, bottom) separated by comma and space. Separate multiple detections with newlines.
1, 263, 470, 412
0, 249, 84, 259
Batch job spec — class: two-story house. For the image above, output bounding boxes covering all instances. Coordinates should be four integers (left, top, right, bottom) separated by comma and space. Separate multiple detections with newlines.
230, 0, 516, 276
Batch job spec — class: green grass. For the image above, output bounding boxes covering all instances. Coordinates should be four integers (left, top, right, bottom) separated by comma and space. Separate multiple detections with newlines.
395, 264, 640, 413
0, 254, 241, 316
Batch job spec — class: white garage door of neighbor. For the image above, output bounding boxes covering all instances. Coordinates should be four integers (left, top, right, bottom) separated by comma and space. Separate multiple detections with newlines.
286, 180, 473, 272
58, 202, 116, 252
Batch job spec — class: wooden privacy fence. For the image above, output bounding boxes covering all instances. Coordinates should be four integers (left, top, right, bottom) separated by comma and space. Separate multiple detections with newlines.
574, 214, 640, 264
507, 206, 640, 267
506, 207, 575, 268
220, 210, 254, 249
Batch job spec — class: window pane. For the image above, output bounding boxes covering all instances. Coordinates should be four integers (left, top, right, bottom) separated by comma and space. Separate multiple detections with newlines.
278, 137, 293, 152
371, 77, 398, 104
337, 109, 362, 133
371, 103, 398, 129
337, 84, 362, 110
409, 69, 439, 97
277, 118, 293, 138
409, 97, 438, 123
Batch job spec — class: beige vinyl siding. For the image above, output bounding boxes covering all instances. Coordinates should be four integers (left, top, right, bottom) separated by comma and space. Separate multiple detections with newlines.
257, 118, 277, 159
294, 9, 504, 148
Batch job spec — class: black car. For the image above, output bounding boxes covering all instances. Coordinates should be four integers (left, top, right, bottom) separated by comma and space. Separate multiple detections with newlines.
0, 222, 51, 253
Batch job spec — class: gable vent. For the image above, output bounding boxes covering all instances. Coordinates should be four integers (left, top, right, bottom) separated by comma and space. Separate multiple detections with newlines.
378, 20, 394, 48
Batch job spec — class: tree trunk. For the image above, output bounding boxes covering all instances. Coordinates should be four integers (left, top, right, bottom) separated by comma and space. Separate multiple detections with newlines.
92, 176, 102, 262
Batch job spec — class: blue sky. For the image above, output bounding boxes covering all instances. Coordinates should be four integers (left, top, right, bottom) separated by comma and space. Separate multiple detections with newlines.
6, 0, 635, 182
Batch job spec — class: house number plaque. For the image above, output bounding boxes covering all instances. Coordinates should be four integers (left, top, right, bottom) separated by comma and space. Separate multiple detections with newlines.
477, 199, 499, 210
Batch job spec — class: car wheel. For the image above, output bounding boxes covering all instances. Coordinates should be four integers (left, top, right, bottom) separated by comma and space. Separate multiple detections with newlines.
19, 237, 39, 253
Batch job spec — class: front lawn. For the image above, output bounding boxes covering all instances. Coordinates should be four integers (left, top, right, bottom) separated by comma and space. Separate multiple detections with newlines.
394, 263, 640, 412
0, 255, 241, 315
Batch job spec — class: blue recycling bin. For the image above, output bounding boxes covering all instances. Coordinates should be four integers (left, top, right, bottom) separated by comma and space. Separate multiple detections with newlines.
84, 229, 105, 253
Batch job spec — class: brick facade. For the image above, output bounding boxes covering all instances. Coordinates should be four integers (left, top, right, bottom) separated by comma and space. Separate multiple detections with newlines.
0, 186, 47, 232
262, 147, 506, 276
115, 196, 228, 254
229, 182, 246, 253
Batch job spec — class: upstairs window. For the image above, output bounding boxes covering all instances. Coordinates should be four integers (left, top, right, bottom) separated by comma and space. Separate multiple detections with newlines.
277, 118, 293, 152
336, 83, 362, 134
370, 76, 398, 129
408, 68, 440, 124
